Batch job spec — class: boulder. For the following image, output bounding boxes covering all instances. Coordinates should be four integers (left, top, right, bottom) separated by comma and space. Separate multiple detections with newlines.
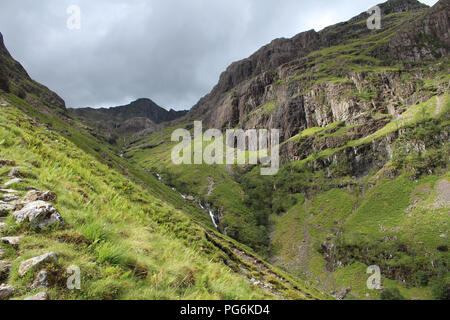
0, 200, 16, 215
0, 189, 17, 194
4, 178, 22, 187
24, 292, 48, 301
18, 252, 58, 277
13, 201, 64, 229
23, 190, 57, 203
0, 222, 7, 233
1, 194, 19, 202
7, 168, 21, 178
31, 270, 49, 289
0, 236, 23, 248
0, 284, 14, 300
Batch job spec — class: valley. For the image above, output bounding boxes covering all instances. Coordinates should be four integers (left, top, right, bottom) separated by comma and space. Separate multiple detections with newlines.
0, 0, 449, 301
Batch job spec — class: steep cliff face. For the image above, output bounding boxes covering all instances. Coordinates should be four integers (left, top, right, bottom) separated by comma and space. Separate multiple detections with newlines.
386, 0, 449, 62
0, 32, 66, 111
187, 0, 448, 138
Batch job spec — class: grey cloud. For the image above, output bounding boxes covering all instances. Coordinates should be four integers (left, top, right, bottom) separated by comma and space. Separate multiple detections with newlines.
0, 0, 438, 110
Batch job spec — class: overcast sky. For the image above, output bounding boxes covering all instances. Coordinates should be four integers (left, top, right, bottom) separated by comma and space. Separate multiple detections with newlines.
0, 0, 438, 110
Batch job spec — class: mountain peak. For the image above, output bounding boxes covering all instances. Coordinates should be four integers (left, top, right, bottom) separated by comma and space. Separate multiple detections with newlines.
379, 0, 429, 13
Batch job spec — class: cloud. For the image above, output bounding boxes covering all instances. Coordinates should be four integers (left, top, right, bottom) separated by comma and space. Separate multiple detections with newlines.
0, 0, 438, 109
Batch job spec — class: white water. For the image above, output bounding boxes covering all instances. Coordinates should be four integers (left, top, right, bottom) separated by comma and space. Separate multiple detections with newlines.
209, 210, 218, 228
154, 172, 219, 229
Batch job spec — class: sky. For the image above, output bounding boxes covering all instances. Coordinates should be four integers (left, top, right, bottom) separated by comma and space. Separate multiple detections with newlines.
0, 0, 438, 110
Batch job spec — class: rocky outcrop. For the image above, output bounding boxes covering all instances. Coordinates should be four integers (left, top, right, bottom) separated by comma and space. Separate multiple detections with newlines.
18, 252, 58, 277
31, 270, 49, 290
386, 0, 450, 62
186, 0, 447, 138
0, 201, 16, 215
13, 201, 64, 230
0, 32, 66, 110
0, 236, 22, 248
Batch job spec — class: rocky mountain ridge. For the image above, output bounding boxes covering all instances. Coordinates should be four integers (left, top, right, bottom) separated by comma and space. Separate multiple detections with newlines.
70, 98, 188, 135
187, 0, 448, 134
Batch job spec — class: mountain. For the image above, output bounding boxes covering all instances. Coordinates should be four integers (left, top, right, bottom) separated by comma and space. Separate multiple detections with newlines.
70, 98, 188, 136
188, 0, 448, 132
0, 32, 66, 112
117, 0, 449, 300
0, 0, 449, 301
0, 32, 326, 300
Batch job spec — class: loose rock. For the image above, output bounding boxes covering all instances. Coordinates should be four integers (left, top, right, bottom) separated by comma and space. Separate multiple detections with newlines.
0, 236, 23, 248
13, 201, 64, 229
19, 252, 58, 277
0, 201, 16, 216
0, 160, 15, 168
23, 190, 57, 203
4, 178, 22, 187
24, 292, 48, 300
1, 194, 20, 202
31, 270, 49, 289
0, 284, 14, 300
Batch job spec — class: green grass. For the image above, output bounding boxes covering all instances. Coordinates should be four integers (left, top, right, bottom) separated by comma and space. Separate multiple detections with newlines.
0, 92, 328, 300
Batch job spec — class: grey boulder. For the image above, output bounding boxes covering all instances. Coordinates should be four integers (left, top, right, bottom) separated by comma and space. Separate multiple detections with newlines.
13, 201, 64, 229
31, 270, 49, 289
19, 252, 58, 277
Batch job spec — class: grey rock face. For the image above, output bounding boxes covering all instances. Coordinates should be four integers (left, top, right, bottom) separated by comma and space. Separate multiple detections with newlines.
13, 201, 64, 229
18, 252, 58, 277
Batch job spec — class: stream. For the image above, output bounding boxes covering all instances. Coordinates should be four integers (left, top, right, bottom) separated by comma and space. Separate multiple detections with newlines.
155, 173, 220, 229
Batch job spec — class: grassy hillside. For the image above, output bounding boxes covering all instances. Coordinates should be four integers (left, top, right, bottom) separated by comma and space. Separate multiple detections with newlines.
0, 92, 328, 300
